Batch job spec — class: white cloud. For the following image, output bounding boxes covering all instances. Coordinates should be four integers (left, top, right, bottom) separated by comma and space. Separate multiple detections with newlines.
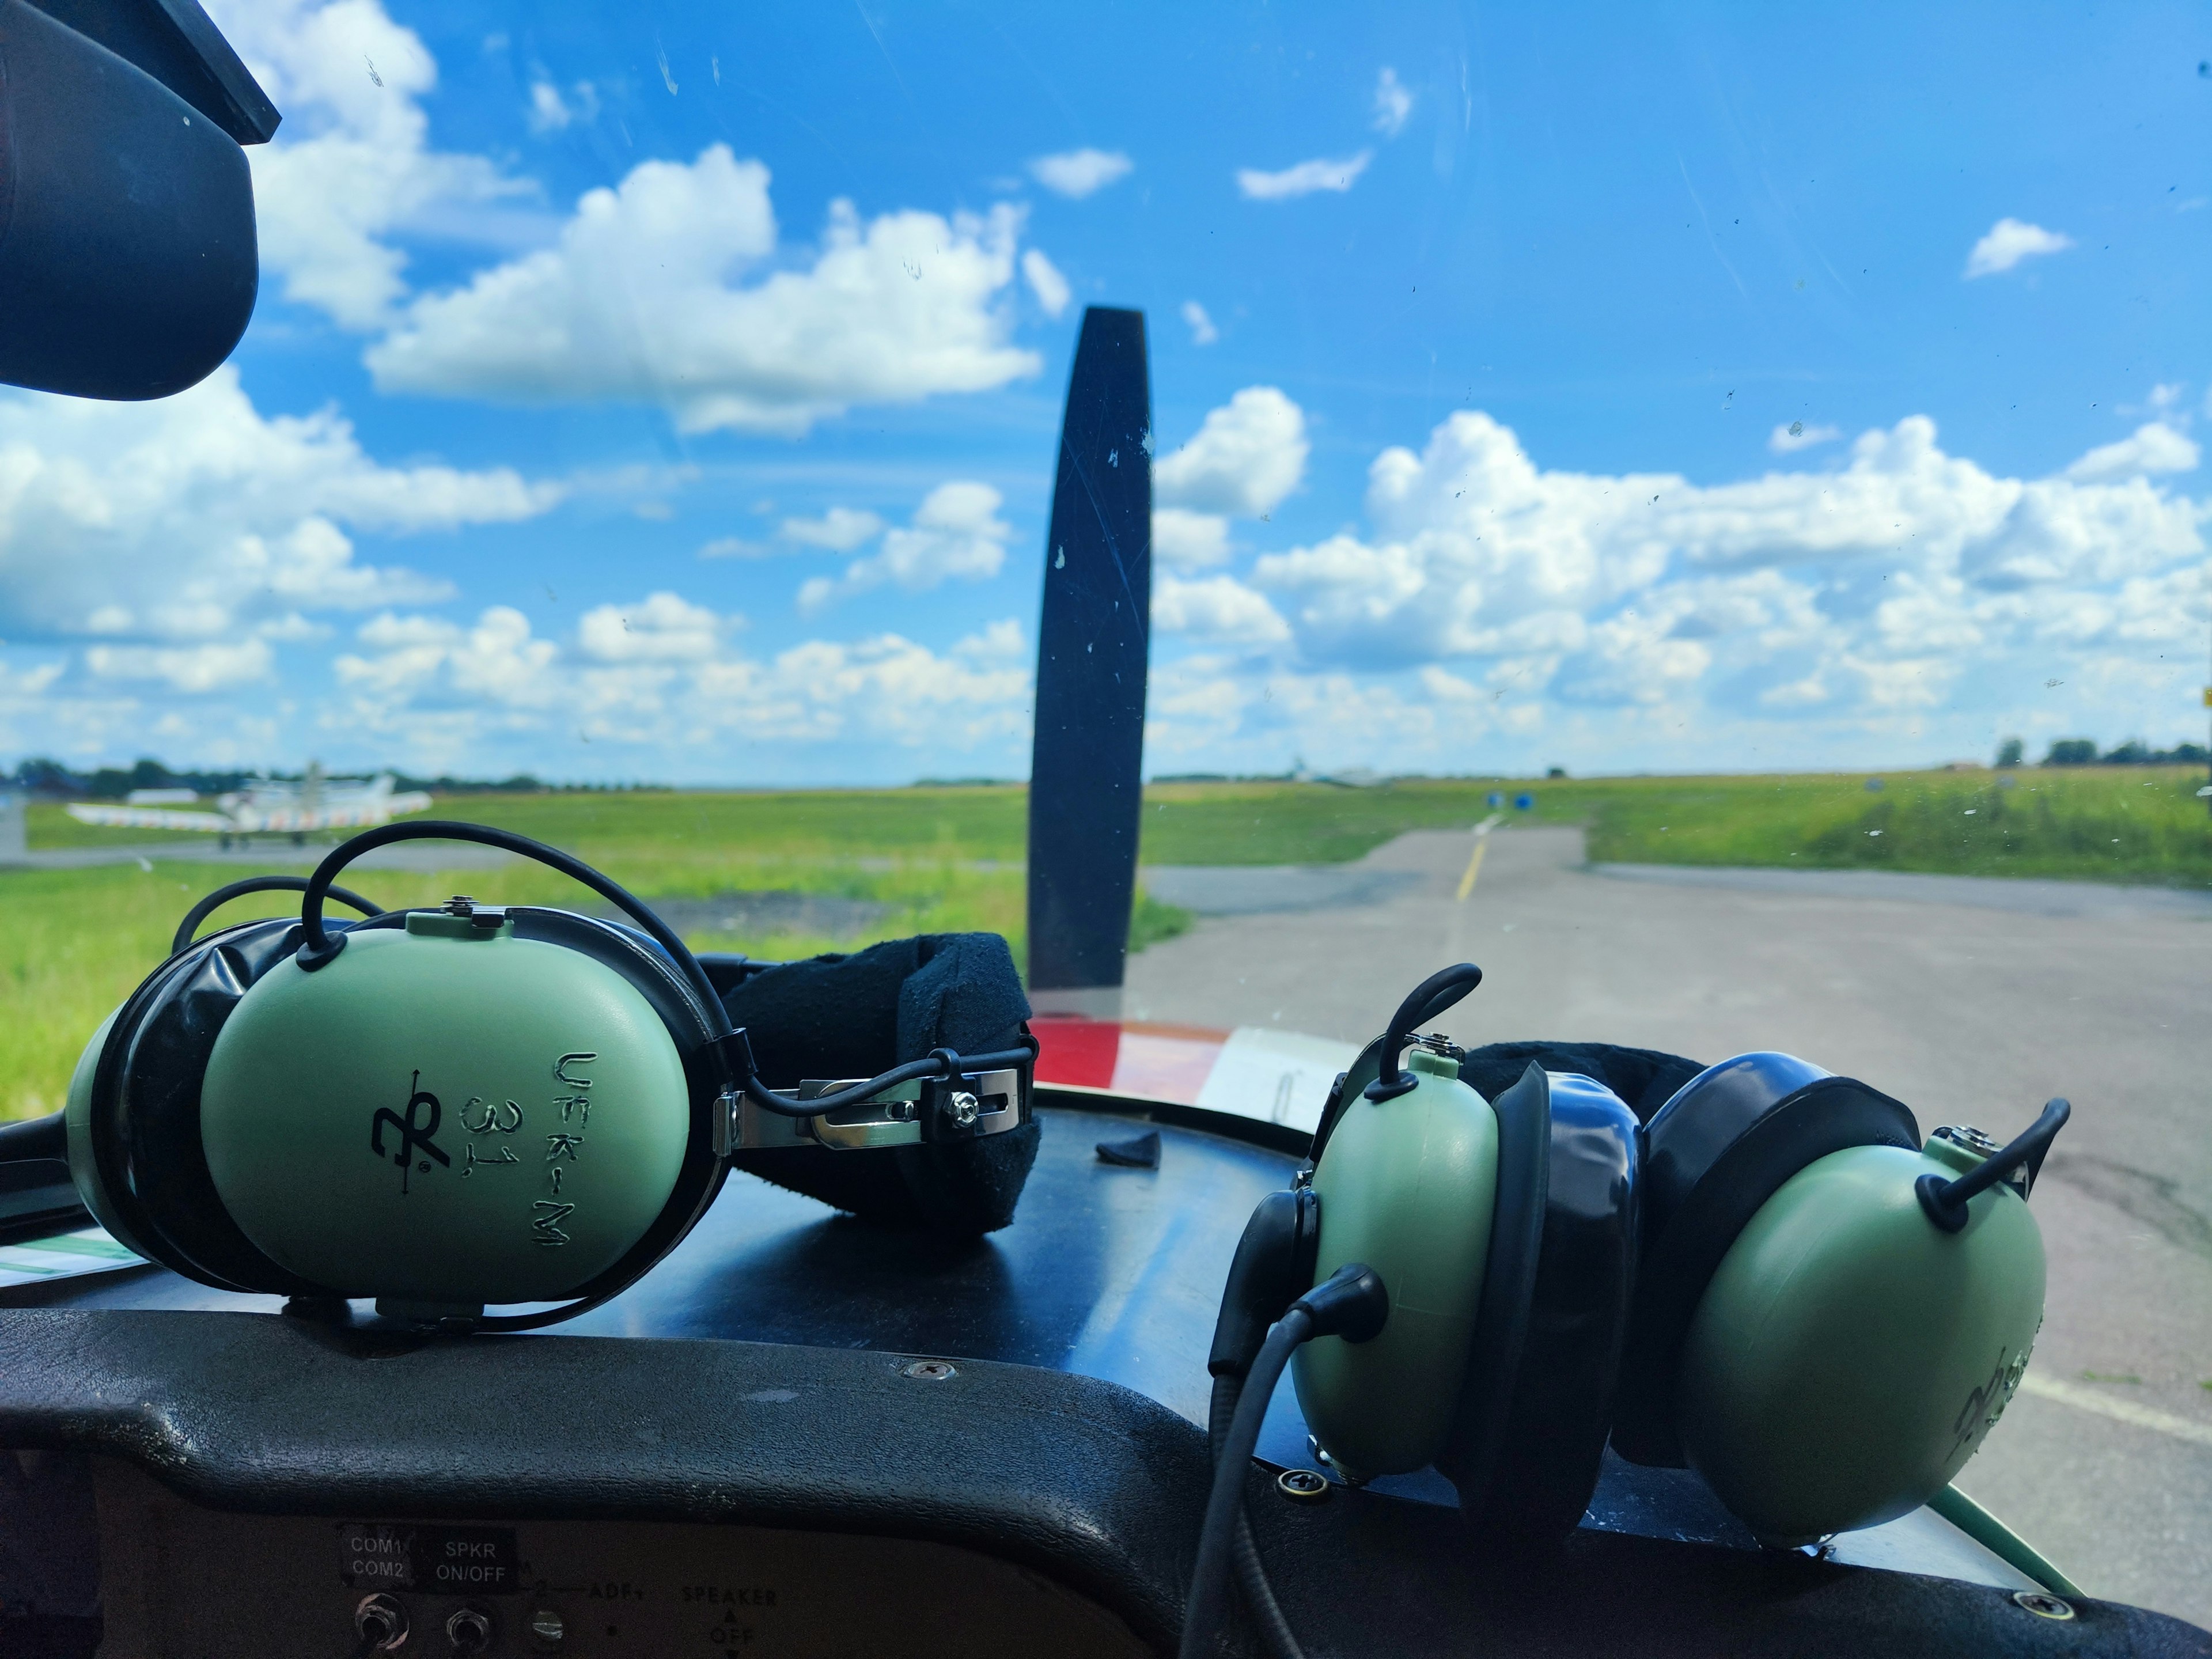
1153, 507, 1233, 570
208, 0, 529, 328
698, 536, 769, 559
1770, 421, 1841, 453
364, 146, 1040, 435
780, 507, 885, 552
332, 603, 1029, 762
2062, 422, 2200, 483
797, 482, 1011, 613
527, 78, 598, 134
577, 592, 726, 662
1180, 301, 1219, 346
1155, 387, 1309, 516
0, 368, 558, 649
1372, 68, 1412, 137
1225, 406, 2208, 743
1236, 151, 1372, 201
84, 639, 274, 693
1028, 149, 1134, 199
1153, 574, 1290, 645
1022, 249, 1072, 318
1963, 217, 2074, 279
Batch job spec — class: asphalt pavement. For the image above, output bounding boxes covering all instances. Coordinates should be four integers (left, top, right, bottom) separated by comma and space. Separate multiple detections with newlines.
1127, 824, 2212, 1626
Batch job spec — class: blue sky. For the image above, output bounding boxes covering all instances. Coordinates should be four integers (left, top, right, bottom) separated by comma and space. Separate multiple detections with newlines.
1, 1, 2206, 783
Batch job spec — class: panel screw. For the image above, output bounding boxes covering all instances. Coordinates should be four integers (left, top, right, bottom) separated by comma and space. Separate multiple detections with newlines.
1277, 1468, 1331, 1503
2013, 1592, 2075, 1620
527, 1606, 566, 1647
950, 1091, 980, 1126
902, 1358, 958, 1381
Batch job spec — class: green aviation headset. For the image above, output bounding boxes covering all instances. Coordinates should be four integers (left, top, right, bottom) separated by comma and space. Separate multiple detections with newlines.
1186, 962, 2066, 1659
14, 821, 1036, 1331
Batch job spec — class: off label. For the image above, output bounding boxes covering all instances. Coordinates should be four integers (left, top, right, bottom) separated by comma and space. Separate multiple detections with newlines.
338, 1524, 521, 1593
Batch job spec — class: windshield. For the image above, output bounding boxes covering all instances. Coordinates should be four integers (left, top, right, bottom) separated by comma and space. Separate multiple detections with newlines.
2, 0, 2206, 1624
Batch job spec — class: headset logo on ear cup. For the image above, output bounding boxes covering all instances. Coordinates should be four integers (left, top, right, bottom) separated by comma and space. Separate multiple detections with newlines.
369, 1073, 452, 1195
1952, 1346, 2031, 1456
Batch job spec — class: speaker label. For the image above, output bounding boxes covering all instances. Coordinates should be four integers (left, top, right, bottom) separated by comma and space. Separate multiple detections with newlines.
338, 1523, 521, 1593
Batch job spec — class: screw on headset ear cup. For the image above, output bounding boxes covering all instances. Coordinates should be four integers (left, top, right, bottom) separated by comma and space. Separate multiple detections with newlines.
1612, 1059, 1921, 1467
1440, 1065, 1642, 1544
87, 919, 328, 1296
1437, 1059, 1548, 1512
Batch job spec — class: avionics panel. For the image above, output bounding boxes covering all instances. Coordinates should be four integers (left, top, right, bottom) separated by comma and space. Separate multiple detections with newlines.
85, 1459, 1147, 1658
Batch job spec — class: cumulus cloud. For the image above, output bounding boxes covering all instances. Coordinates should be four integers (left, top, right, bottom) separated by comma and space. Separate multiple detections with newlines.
797, 482, 1011, 613
2062, 422, 2200, 483
1770, 421, 1841, 453
84, 640, 275, 693
1180, 301, 1219, 346
334, 603, 1028, 761
527, 78, 599, 134
208, 0, 529, 327
577, 592, 726, 662
1372, 68, 1412, 137
0, 368, 558, 649
1236, 152, 1372, 200
1964, 217, 2074, 279
1153, 574, 1290, 645
1022, 248, 1072, 317
1154, 387, 1309, 516
1028, 148, 1134, 198
364, 146, 1041, 435
1152, 507, 1233, 570
1235, 407, 2210, 728
780, 507, 885, 551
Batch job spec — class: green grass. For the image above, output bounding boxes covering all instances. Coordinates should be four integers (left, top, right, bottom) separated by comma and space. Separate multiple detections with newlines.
1140, 767, 2212, 885
6, 766, 2204, 1121
2, 789, 1177, 1122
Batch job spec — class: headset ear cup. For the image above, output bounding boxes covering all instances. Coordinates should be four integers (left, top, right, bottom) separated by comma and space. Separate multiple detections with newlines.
1441, 1064, 1642, 1544
1438, 1060, 1548, 1510
1479, 1071, 1642, 1542
1612, 1067, 1921, 1466
87, 919, 328, 1295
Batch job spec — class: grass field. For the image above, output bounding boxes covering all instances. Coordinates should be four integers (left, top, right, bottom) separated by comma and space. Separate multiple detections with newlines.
4, 764, 2205, 1120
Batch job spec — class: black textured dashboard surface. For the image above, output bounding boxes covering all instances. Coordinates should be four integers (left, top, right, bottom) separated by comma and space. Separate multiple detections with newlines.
1, 1308, 2209, 1657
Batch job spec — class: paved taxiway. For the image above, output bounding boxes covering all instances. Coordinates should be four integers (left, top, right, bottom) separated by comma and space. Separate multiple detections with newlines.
1132, 825, 2212, 1626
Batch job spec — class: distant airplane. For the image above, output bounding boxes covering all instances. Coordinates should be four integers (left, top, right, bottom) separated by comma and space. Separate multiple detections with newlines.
66, 764, 432, 845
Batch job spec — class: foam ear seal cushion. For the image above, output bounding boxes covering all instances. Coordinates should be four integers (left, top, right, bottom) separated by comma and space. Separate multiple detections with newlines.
1611, 1074, 1921, 1466
87, 918, 324, 1296
722, 933, 1039, 1236
1437, 1060, 1548, 1512
1465, 1071, 1642, 1546
1459, 1041, 1705, 1126
1310, 1039, 1704, 1167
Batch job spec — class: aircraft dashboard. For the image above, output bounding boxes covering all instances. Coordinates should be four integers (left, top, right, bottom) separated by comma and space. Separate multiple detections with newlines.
1, 1100, 2203, 1658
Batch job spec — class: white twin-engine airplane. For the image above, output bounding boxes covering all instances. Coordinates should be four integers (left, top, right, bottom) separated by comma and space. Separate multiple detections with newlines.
66, 764, 433, 843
